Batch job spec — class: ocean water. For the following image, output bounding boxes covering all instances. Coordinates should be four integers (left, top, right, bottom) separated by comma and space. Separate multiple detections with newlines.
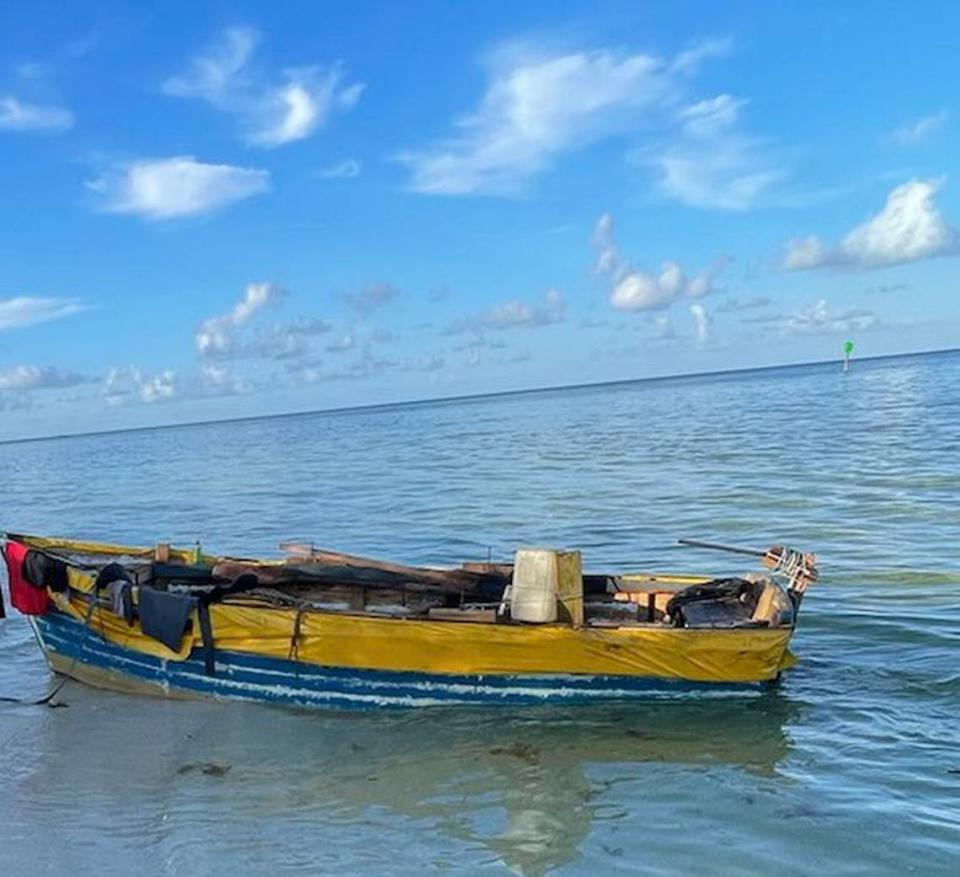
1, 350, 958, 875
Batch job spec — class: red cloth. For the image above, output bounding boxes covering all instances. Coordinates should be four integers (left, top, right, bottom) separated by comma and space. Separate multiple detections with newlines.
3, 540, 50, 615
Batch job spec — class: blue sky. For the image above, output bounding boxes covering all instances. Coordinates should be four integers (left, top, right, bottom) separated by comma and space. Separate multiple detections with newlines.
1, 0, 958, 439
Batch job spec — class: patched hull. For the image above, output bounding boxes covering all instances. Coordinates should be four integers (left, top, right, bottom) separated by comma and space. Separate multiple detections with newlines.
34, 611, 777, 709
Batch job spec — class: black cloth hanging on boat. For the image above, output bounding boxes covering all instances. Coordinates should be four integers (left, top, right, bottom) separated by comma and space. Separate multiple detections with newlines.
138, 588, 197, 651
98, 563, 136, 624
201, 573, 261, 603
23, 551, 70, 593
197, 602, 216, 677
186, 573, 259, 678
106, 581, 135, 625
97, 562, 132, 590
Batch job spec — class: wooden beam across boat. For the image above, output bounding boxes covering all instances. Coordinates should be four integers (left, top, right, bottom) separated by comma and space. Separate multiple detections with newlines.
213, 549, 509, 599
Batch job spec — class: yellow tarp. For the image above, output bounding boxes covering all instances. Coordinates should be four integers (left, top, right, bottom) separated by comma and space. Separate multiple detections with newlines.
209, 604, 794, 682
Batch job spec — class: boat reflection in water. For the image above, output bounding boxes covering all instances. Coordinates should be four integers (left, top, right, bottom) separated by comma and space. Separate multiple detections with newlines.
313, 697, 800, 874
7, 656, 800, 874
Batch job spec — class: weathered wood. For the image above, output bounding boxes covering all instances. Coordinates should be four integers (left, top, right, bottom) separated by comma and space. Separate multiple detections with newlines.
213, 556, 506, 600
460, 562, 513, 576
294, 549, 505, 590
426, 608, 497, 623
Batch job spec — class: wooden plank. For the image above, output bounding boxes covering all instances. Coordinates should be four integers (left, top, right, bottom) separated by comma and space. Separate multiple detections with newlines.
295, 548, 505, 591
213, 556, 505, 599
426, 608, 497, 623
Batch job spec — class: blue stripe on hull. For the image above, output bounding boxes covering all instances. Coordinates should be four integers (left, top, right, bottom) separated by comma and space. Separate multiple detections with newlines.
33, 611, 767, 709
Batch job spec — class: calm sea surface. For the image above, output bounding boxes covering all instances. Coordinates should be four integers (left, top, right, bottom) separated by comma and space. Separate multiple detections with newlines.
1, 351, 958, 875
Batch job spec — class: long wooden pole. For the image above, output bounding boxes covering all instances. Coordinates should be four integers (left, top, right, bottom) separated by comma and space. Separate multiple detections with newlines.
677, 538, 766, 558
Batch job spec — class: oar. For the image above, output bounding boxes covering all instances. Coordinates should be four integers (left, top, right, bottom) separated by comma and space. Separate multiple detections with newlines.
679, 538, 819, 592
677, 538, 767, 558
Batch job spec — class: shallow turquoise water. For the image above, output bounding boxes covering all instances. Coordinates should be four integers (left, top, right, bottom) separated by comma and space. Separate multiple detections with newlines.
1, 351, 958, 874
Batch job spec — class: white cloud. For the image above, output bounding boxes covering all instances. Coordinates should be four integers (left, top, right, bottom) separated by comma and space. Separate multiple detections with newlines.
744, 299, 876, 335
453, 336, 507, 353
783, 179, 959, 270
397, 40, 778, 205
446, 288, 565, 333
782, 234, 829, 270
677, 93, 743, 137
609, 270, 677, 311
235, 319, 401, 388
0, 96, 74, 133
325, 333, 356, 353
196, 282, 285, 357
646, 94, 783, 210
199, 362, 246, 395
0, 296, 85, 330
594, 213, 727, 311
400, 353, 446, 373
669, 38, 734, 75
163, 27, 364, 147
315, 158, 361, 179
194, 286, 335, 381
343, 282, 399, 315
88, 156, 269, 220
398, 42, 712, 195
0, 365, 88, 391
864, 283, 908, 296
287, 347, 393, 384
262, 318, 332, 360
716, 295, 771, 313
654, 314, 675, 339
138, 372, 176, 402
185, 282, 349, 397
689, 303, 711, 343
841, 179, 956, 266
251, 69, 364, 148
163, 26, 255, 104
592, 212, 619, 276
104, 366, 177, 405
891, 111, 948, 145
782, 300, 876, 335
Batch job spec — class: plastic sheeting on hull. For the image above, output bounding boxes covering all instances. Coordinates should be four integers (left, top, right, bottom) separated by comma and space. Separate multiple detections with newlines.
34, 611, 772, 710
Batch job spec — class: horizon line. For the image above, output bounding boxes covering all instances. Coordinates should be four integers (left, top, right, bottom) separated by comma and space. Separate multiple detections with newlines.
2, 345, 957, 447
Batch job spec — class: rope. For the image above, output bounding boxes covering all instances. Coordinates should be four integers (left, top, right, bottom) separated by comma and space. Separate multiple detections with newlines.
288, 608, 305, 679
771, 547, 804, 578
767, 547, 816, 593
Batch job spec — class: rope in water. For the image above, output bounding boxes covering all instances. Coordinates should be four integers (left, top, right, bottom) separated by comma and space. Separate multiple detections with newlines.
0, 578, 100, 707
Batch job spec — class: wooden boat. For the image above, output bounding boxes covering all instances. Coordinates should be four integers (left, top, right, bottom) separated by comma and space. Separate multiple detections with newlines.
0, 533, 818, 709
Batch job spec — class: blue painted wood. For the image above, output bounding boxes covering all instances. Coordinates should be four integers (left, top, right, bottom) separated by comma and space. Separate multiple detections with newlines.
34, 610, 767, 709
